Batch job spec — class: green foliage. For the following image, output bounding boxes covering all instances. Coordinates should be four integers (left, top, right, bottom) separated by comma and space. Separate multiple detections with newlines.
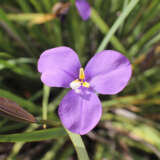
0, 0, 160, 159
0, 128, 66, 142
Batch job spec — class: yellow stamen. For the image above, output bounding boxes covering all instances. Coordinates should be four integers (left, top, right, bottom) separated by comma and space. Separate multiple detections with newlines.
79, 68, 85, 80
82, 81, 90, 88
70, 68, 90, 91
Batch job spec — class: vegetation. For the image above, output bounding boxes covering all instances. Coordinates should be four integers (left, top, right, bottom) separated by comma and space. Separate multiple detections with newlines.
0, 0, 160, 159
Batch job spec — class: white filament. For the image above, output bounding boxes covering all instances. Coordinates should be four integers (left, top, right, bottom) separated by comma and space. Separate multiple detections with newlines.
70, 80, 81, 93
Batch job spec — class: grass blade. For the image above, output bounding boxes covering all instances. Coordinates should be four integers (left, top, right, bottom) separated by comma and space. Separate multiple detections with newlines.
91, 8, 126, 53
0, 128, 66, 142
42, 85, 50, 128
97, 0, 140, 52
66, 129, 89, 160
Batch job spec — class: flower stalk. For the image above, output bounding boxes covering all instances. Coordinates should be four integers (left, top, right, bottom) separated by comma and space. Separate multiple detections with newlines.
42, 85, 50, 128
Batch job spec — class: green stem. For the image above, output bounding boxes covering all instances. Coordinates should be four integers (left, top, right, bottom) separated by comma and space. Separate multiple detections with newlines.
65, 129, 89, 160
42, 85, 50, 128
118, 0, 129, 33
96, 0, 140, 53
91, 8, 126, 54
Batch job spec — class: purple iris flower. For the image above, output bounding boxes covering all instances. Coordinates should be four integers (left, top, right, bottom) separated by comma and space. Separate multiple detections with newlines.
38, 46, 132, 135
75, 0, 91, 20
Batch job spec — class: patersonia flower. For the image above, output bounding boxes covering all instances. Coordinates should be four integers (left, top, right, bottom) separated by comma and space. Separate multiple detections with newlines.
38, 47, 132, 135
75, 0, 91, 20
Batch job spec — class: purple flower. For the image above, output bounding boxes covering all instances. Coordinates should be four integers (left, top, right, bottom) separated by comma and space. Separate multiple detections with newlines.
38, 46, 132, 135
75, 0, 91, 20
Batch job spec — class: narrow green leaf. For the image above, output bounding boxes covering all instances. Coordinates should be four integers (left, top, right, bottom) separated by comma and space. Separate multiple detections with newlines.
29, 0, 43, 12
144, 32, 160, 51
17, 0, 32, 12
0, 52, 12, 58
8, 125, 38, 160
0, 9, 32, 54
41, 138, 67, 160
129, 22, 160, 56
0, 128, 66, 142
66, 129, 89, 160
42, 85, 50, 128
91, 8, 126, 54
97, 0, 140, 52
0, 58, 37, 78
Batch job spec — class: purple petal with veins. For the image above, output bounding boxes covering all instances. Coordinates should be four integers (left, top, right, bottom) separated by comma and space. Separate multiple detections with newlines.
85, 50, 132, 95
58, 89, 102, 135
38, 46, 81, 88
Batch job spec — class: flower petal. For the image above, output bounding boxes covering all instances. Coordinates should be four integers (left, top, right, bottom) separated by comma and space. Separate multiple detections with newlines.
75, 0, 91, 21
38, 46, 81, 88
58, 90, 102, 135
85, 50, 132, 95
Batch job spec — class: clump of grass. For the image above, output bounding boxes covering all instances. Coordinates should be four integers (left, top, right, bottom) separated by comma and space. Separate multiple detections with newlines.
0, 0, 160, 159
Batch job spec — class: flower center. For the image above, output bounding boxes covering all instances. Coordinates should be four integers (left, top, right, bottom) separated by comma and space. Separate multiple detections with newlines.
70, 68, 90, 93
